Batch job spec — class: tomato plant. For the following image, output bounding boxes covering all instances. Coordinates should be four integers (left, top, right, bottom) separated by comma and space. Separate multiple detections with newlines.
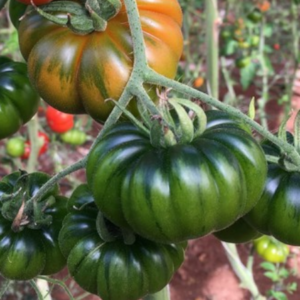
16, 0, 183, 123
60, 129, 86, 145
86, 110, 267, 243
58, 184, 186, 300
5, 137, 25, 157
46, 106, 74, 133
254, 236, 289, 263
21, 132, 50, 159
0, 171, 67, 280
0, 56, 40, 140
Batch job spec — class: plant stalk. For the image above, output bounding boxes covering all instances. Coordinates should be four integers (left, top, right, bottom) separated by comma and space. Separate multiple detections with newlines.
205, 0, 219, 99
221, 242, 266, 300
143, 286, 170, 300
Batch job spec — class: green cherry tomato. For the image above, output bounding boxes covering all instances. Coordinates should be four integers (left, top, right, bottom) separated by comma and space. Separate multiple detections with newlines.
253, 236, 289, 263
236, 57, 251, 69
0, 171, 67, 280
60, 129, 87, 145
0, 57, 40, 140
250, 35, 260, 47
86, 110, 267, 243
58, 184, 186, 300
6, 137, 25, 157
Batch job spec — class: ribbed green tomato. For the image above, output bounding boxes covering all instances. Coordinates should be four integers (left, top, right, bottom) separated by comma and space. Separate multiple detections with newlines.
0, 171, 67, 280
58, 184, 186, 300
245, 132, 300, 245
16, 0, 183, 123
86, 110, 267, 243
0, 57, 40, 139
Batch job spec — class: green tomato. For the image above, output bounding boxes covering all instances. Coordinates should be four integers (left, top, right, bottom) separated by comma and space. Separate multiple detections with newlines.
0, 171, 67, 280
60, 129, 87, 145
247, 9, 263, 23
245, 132, 300, 245
0, 57, 40, 140
236, 57, 251, 69
58, 184, 186, 300
213, 218, 262, 244
250, 35, 260, 47
6, 137, 25, 157
253, 236, 289, 263
86, 110, 267, 243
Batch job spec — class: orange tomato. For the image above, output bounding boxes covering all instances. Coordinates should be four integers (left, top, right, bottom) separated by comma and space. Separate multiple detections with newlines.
257, 1, 271, 12
193, 77, 204, 88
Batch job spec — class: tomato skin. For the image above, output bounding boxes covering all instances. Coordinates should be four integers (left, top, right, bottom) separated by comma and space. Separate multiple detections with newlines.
60, 129, 86, 145
213, 218, 262, 244
247, 9, 263, 23
254, 236, 289, 263
58, 184, 186, 300
0, 171, 67, 280
6, 137, 25, 157
245, 133, 300, 246
0, 57, 40, 140
46, 106, 74, 133
86, 110, 267, 243
16, 0, 183, 123
16, 0, 52, 4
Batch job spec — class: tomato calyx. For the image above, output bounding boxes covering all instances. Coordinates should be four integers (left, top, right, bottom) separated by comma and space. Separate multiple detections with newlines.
0, 171, 56, 232
26, 0, 122, 34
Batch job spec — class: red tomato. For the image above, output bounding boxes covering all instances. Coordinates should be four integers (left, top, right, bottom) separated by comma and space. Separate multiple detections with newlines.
273, 43, 280, 50
16, 0, 53, 5
46, 106, 74, 133
21, 132, 50, 159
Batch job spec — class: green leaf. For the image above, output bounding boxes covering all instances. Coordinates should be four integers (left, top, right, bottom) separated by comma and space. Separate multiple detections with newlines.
264, 271, 279, 282
260, 261, 276, 271
278, 267, 289, 279
248, 97, 256, 120
221, 40, 238, 56
262, 55, 274, 75
268, 290, 288, 300
240, 62, 257, 90
286, 282, 297, 293
263, 24, 273, 37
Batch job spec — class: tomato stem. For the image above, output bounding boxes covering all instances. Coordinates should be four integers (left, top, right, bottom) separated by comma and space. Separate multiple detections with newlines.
143, 286, 170, 300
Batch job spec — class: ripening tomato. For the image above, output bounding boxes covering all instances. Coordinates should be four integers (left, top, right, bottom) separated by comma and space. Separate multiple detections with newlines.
46, 106, 74, 133
21, 131, 49, 159
16, 0, 183, 123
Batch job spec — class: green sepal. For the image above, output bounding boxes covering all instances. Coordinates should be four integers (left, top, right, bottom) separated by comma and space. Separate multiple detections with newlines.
168, 98, 194, 144
173, 98, 207, 138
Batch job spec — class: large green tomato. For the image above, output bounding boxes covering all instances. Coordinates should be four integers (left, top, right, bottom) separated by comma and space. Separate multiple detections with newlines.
16, 0, 183, 123
245, 132, 300, 246
59, 184, 186, 300
86, 110, 267, 243
0, 171, 67, 280
0, 57, 40, 139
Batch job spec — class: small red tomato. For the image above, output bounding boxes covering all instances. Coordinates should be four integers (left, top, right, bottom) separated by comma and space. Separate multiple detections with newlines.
16, 0, 53, 5
273, 43, 280, 50
46, 106, 74, 133
21, 132, 50, 159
